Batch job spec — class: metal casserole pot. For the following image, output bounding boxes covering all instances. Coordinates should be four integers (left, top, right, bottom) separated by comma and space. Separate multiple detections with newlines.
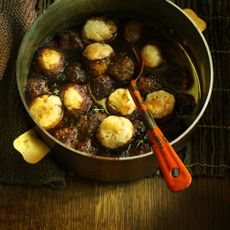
16, 0, 213, 181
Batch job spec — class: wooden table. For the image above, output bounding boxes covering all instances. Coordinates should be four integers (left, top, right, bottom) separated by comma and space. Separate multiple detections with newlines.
0, 176, 228, 230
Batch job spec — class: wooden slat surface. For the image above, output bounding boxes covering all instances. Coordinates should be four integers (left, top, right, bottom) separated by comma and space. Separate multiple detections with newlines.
0, 177, 229, 230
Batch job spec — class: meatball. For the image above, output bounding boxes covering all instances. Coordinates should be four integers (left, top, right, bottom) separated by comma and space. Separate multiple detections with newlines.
145, 90, 175, 119
137, 74, 162, 97
36, 47, 65, 75
60, 83, 92, 116
141, 44, 163, 68
59, 30, 84, 51
107, 88, 136, 116
29, 94, 63, 130
97, 115, 134, 149
26, 77, 48, 97
124, 20, 143, 43
131, 142, 152, 156
44, 39, 57, 48
82, 17, 117, 42
162, 65, 194, 91
65, 61, 87, 84
107, 55, 135, 82
132, 119, 146, 137
90, 75, 114, 100
176, 93, 196, 115
83, 43, 114, 76
78, 111, 107, 138
158, 117, 185, 141
75, 138, 96, 154
54, 127, 78, 148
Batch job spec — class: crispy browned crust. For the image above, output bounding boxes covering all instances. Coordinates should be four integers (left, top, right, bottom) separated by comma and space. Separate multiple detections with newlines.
60, 83, 92, 117
36, 47, 65, 75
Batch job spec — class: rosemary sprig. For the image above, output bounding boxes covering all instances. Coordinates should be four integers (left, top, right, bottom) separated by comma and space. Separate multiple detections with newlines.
135, 133, 148, 148
51, 83, 60, 95
119, 51, 128, 56
43, 85, 51, 94
92, 107, 105, 113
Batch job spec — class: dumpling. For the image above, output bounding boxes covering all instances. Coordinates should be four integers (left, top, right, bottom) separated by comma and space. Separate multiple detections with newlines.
145, 90, 175, 119
107, 88, 136, 116
36, 47, 65, 75
60, 83, 92, 116
83, 42, 114, 76
97, 115, 134, 149
82, 17, 117, 42
29, 94, 63, 130
141, 44, 163, 68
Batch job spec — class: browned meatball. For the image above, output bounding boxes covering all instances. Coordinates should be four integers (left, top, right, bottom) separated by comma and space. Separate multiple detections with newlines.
44, 39, 58, 48
162, 65, 194, 91
26, 78, 48, 97
75, 138, 96, 154
65, 61, 87, 84
137, 74, 162, 97
90, 75, 114, 100
131, 142, 151, 156
78, 111, 107, 138
132, 119, 146, 137
176, 93, 196, 115
59, 30, 84, 51
107, 55, 135, 82
124, 20, 143, 43
158, 117, 185, 141
54, 127, 78, 148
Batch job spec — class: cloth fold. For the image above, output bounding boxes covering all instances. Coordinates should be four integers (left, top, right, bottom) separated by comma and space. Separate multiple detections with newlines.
0, 0, 229, 187
0, 0, 65, 187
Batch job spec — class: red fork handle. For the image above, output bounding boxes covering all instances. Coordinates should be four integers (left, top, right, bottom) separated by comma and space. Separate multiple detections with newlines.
129, 80, 192, 192
148, 127, 192, 192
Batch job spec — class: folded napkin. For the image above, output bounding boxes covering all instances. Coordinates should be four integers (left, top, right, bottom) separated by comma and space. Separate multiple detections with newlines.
0, 0, 229, 187
0, 0, 66, 187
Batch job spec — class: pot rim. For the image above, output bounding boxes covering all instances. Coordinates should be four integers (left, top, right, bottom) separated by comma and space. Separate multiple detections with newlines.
16, 0, 214, 162
167, 0, 214, 147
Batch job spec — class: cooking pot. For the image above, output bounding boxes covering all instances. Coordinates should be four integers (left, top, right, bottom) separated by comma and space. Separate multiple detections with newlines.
16, 0, 213, 181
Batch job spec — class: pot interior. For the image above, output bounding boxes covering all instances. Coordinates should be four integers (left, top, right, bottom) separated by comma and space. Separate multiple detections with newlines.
16, 0, 213, 158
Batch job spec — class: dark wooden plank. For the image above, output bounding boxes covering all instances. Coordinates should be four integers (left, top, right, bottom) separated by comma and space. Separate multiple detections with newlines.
0, 177, 229, 230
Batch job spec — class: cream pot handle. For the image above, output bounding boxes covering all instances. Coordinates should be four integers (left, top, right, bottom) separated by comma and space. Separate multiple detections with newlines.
13, 129, 50, 164
183, 8, 206, 32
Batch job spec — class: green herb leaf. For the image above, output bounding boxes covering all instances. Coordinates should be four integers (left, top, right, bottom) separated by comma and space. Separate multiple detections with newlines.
119, 51, 128, 56
43, 85, 51, 94
93, 107, 105, 113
